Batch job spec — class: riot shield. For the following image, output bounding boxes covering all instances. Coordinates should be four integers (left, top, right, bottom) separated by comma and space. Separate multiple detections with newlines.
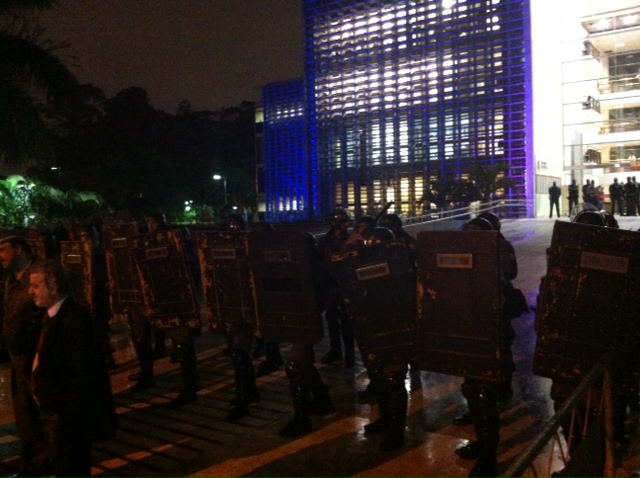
60, 240, 94, 313
102, 222, 142, 317
196, 230, 257, 336
533, 221, 640, 389
416, 230, 505, 382
27, 229, 57, 259
130, 229, 200, 330
249, 231, 323, 345
331, 240, 418, 365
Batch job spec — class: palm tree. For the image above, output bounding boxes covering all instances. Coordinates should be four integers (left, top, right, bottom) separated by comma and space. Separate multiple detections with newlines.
472, 162, 518, 203
0, 0, 81, 168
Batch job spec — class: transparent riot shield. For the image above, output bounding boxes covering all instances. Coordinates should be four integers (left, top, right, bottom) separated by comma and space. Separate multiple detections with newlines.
416, 230, 505, 382
130, 229, 200, 330
331, 240, 418, 365
533, 221, 640, 390
60, 240, 94, 313
102, 222, 142, 317
249, 231, 323, 345
196, 230, 257, 337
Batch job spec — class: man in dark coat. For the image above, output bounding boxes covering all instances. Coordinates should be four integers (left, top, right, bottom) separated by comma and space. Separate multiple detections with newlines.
548, 181, 561, 218
567, 179, 579, 216
0, 232, 48, 477
28, 259, 117, 477
609, 178, 624, 216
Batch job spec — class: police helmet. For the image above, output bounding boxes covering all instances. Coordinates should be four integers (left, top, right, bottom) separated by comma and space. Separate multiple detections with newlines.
572, 210, 605, 227
379, 214, 403, 233
599, 210, 619, 228
363, 227, 395, 246
477, 212, 501, 231
225, 213, 248, 231
355, 215, 377, 233
329, 207, 352, 227
252, 221, 275, 232
462, 217, 494, 231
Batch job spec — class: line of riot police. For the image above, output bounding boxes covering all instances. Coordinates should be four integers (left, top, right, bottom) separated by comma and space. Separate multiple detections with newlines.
6, 206, 639, 478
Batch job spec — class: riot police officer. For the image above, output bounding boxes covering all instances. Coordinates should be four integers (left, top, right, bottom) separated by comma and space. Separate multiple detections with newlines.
223, 214, 261, 421
279, 233, 335, 438
357, 226, 410, 452
145, 212, 201, 408
317, 208, 355, 367
452, 215, 521, 477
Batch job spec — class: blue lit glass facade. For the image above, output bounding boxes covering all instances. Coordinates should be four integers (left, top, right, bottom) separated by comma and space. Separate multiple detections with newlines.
262, 80, 318, 222
307, 0, 531, 218
263, 0, 532, 221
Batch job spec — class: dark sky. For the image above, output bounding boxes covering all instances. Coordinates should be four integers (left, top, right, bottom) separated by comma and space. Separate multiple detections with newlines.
36, 0, 306, 113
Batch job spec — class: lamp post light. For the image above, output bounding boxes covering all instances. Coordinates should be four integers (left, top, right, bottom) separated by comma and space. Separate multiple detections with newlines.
213, 174, 227, 204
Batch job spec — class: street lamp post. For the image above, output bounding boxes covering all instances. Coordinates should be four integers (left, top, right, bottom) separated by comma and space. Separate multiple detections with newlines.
213, 174, 227, 204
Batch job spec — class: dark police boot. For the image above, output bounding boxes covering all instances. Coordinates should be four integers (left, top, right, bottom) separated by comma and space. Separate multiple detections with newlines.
455, 441, 479, 459
453, 411, 473, 426
365, 377, 388, 434
320, 349, 342, 364
153, 329, 167, 359
358, 365, 383, 402
257, 341, 284, 376
279, 361, 312, 438
378, 372, 407, 452
468, 383, 499, 477
307, 365, 335, 415
169, 340, 200, 408
226, 349, 260, 422
252, 337, 266, 358
131, 336, 155, 392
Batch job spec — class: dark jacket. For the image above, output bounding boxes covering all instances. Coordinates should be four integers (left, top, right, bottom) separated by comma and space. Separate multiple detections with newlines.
2, 265, 44, 357
31, 297, 117, 442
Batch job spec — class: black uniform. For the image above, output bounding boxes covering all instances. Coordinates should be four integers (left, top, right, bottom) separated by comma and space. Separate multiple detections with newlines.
279, 233, 335, 437
548, 183, 561, 218
567, 181, 580, 216
609, 179, 623, 215
317, 210, 355, 367
454, 217, 524, 477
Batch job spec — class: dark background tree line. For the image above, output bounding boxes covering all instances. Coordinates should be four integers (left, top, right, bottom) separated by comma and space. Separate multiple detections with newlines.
1, 0, 256, 226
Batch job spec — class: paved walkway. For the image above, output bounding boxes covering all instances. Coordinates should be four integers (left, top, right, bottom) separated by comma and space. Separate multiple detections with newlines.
1, 217, 639, 477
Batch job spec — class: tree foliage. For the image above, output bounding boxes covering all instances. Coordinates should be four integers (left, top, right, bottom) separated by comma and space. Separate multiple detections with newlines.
1, 1, 257, 221
471, 162, 517, 202
37, 87, 258, 221
0, 0, 83, 166
0, 174, 108, 228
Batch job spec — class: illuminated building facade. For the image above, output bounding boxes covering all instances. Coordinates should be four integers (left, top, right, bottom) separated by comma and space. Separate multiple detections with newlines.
260, 1, 640, 221
304, 0, 530, 219
262, 0, 534, 221
261, 79, 315, 222
558, 4, 640, 210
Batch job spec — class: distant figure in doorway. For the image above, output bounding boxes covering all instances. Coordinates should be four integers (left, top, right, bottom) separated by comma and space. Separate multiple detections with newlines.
548, 181, 561, 218
624, 177, 638, 216
609, 178, 624, 216
567, 179, 579, 216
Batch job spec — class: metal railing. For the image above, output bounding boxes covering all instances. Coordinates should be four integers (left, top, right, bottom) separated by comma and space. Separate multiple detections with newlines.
404, 199, 531, 228
501, 353, 617, 477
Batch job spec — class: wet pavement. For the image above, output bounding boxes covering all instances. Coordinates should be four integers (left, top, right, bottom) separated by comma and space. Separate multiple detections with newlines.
1, 217, 639, 477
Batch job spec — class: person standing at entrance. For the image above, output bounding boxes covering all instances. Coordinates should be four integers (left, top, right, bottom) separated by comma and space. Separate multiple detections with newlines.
567, 179, 579, 216
609, 178, 623, 216
548, 181, 561, 218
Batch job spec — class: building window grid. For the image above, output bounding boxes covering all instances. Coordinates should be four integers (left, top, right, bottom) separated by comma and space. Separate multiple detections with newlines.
263, 80, 315, 222
303, 0, 527, 218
